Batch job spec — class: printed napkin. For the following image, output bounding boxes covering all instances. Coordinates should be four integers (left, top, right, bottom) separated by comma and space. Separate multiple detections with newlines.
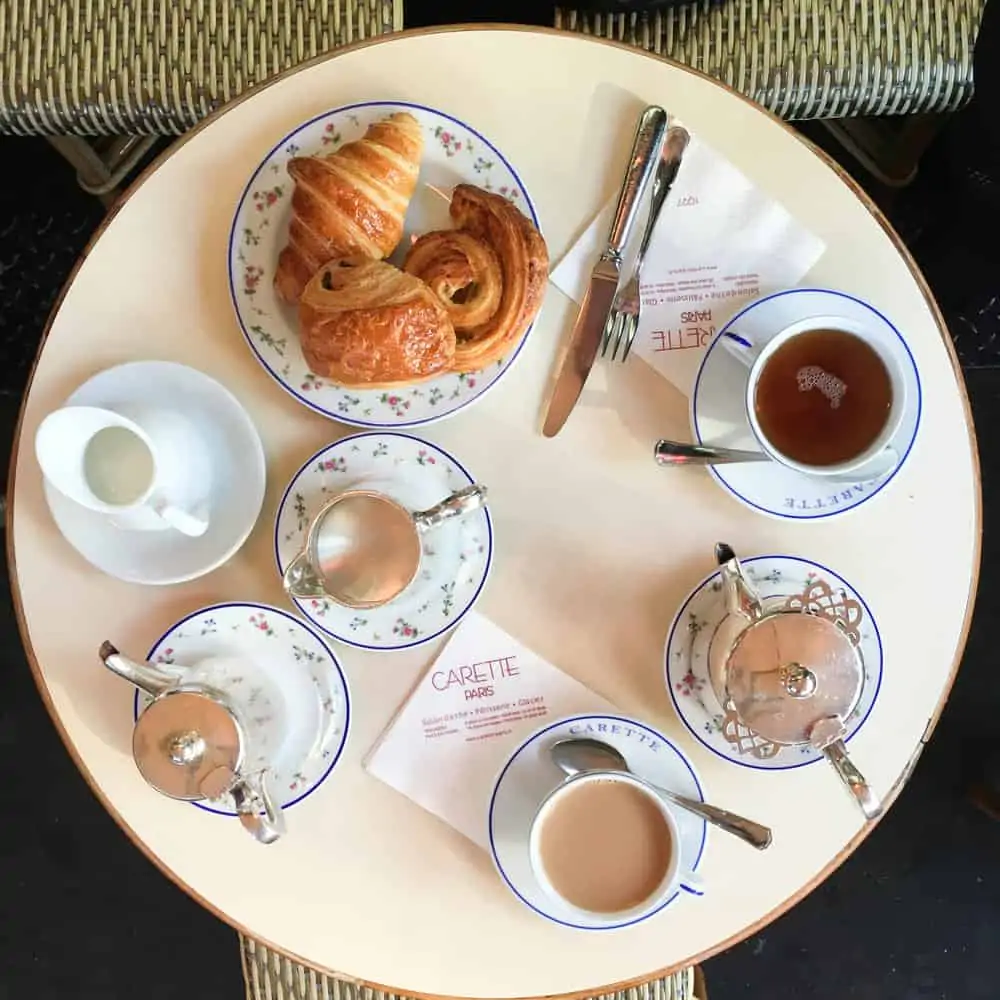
364, 611, 613, 849
549, 133, 827, 396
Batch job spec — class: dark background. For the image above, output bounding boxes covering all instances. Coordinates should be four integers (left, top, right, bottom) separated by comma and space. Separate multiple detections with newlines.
1, 6, 997, 999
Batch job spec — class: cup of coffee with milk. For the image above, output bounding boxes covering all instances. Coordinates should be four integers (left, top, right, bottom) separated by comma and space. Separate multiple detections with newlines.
35, 404, 211, 536
527, 768, 701, 927
724, 314, 909, 480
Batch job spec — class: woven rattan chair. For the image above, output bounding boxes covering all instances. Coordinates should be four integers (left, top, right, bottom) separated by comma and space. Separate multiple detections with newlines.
555, 0, 986, 183
240, 938, 708, 1000
0, 0, 401, 198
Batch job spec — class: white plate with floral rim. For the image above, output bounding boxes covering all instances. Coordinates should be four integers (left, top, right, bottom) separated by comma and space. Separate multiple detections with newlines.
274, 431, 494, 651
691, 288, 921, 520
228, 99, 541, 429
488, 714, 707, 930
663, 555, 883, 770
138, 602, 350, 814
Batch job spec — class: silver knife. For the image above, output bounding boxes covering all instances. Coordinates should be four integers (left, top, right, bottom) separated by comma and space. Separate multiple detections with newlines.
542, 106, 669, 437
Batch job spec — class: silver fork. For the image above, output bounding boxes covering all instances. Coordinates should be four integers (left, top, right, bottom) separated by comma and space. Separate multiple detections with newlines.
602, 125, 691, 361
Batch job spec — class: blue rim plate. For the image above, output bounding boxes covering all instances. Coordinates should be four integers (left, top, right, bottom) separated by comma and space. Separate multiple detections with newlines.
137, 601, 351, 816
663, 555, 883, 770
691, 288, 922, 520
488, 714, 707, 930
274, 431, 494, 651
227, 100, 541, 429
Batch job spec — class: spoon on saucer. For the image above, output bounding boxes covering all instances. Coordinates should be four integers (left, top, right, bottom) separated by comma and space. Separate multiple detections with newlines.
550, 737, 773, 850
654, 439, 769, 467
654, 439, 900, 482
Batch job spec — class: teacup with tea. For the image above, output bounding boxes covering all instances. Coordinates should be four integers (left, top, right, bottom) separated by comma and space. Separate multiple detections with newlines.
724, 315, 908, 478
528, 770, 701, 925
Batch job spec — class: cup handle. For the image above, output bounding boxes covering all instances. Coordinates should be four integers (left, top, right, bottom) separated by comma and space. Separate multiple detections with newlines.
679, 869, 705, 896
412, 484, 488, 534
282, 549, 327, 600
231, 771, 285, 845
718, 331, 758, 367
151, 496, 209, 537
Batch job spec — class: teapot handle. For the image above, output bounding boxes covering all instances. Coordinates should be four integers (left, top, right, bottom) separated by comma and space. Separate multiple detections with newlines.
232, 770, 285, 845
823, 739, 883, 821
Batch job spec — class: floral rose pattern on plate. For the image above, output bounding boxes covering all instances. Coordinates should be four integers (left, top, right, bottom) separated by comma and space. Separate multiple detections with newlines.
663, 556, 883, 771
275, 431, 493, 651
142, 602, 350, 815
228, 101, 541, 428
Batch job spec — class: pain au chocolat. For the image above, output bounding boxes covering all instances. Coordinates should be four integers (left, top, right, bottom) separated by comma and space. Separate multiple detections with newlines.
298, 257, 456, 389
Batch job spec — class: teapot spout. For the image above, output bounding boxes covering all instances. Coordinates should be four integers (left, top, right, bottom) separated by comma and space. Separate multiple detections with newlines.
99, 641, 179, 697
715, 542, 764, 621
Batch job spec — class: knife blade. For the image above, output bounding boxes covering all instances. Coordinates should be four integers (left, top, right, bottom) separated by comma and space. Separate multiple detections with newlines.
542, 105, 669, 437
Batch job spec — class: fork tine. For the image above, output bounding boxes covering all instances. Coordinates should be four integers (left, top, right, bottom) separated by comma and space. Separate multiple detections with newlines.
610, 311, 625, 361
600, 309, 617, 358
621, 313, 639, 361
612, 310, 628, 361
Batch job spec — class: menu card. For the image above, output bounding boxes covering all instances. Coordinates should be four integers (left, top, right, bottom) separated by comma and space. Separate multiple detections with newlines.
364, 611, 613, 849
549, 133, 827, 396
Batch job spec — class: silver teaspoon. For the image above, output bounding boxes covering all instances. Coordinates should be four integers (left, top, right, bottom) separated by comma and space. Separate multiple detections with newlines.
550, 737, 772, 850
654, 439, 769, 467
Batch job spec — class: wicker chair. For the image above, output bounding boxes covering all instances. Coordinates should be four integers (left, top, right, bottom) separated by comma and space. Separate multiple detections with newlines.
554, 0, 986, 184
0, 0, 402, 199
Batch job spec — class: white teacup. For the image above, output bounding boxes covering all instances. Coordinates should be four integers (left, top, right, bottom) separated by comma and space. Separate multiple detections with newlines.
722, 314, 908, 480
527, 770, 703, 927
35, 404, 210, 536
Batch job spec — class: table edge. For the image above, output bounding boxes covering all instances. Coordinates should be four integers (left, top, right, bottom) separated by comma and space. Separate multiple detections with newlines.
5, 23, 984, 1000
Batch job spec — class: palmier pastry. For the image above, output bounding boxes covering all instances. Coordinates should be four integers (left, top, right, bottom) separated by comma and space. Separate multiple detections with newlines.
298, 257, 456, 388
403, 230, 503, 332
404, 184, 548, 372
275, 112, 424, 304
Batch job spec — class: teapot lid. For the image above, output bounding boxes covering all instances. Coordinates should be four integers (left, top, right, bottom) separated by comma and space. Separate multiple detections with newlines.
132, 691, 243, 800
725, 611, 863, 746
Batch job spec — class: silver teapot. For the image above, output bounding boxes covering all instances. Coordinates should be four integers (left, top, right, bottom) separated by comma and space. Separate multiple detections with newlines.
708, 544, 881, 820
100, 641, 286, 843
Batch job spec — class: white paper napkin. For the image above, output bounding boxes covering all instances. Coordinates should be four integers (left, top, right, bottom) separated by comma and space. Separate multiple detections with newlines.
364, 611, 613, 849
549, 134, 827, 396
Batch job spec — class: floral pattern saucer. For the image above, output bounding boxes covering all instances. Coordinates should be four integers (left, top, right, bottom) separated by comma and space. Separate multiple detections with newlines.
140, 602, 350, 814
274, 432, 494, 651
228, 100, 540, 428
663, 555, 883, 770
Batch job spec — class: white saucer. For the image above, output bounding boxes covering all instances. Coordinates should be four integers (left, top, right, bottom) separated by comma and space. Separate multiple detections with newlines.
274, 431, 494, 651
140, 602, 350, 813
691, 288, 922, 520
664, 555, 883, 770
488, 714, 707, 930
43, 361, 266, 585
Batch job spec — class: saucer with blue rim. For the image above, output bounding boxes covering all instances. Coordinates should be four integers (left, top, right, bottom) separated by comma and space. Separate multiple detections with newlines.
664, 554, 883, 770
274, 431, 493, 652
690, 288, 921, 520
488, 713, 707, 930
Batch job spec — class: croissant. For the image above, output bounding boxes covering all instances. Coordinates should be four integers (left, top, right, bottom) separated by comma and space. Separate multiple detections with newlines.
298, 257, 456, 388
404, 184, 548, 372
275, 112, 424, 304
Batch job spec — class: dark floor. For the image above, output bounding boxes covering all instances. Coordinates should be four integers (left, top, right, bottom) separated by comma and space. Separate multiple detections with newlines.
2, 20, 999, 1000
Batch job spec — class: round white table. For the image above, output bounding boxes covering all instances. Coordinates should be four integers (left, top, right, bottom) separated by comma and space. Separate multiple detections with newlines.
9, 26, 980, 1000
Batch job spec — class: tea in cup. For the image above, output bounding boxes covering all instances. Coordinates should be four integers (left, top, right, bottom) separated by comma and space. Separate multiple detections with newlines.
528, 770, 699, 922
725, 316, 908, 478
